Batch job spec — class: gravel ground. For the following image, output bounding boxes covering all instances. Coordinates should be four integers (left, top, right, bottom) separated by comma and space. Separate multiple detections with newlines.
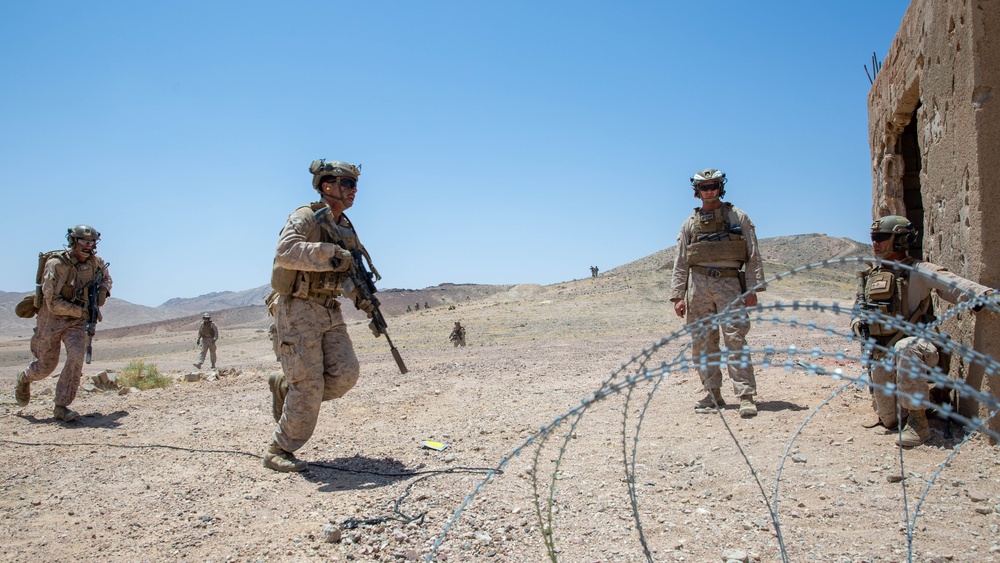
2, 265, 1000, 562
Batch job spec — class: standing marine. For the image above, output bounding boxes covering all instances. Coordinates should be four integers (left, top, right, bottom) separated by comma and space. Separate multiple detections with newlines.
263, 159, 378, 472
669, 168, 765, 418
194, 313, 219, 370
449, 321, 467, 347
852, 215, 995, 447
14, 224, 113, 422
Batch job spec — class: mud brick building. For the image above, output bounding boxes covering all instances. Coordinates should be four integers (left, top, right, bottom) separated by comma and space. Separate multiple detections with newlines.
868, 0, 999, 435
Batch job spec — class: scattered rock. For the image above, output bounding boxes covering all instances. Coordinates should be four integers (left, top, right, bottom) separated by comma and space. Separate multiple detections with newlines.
968, 489, 990, 503
322, 523, 341, 543
722, 548, 749, 562
91, 370, 120, 391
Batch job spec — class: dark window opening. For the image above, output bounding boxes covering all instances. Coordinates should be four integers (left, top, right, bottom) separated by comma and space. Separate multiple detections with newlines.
898, 104, 924, 260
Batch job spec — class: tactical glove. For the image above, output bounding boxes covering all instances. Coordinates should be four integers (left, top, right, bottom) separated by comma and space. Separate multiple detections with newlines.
355, 296, 376, 318
330, 247, 353, 273
369, 320, 382, 337
97, 287, 109, 307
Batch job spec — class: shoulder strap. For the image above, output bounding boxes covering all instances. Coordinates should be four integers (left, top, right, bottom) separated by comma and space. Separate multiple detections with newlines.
34, 250, 69, 307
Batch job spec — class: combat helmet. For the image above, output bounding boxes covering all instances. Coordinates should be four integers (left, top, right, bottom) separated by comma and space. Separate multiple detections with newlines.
66, 224, 101, 246
690, 168, 727, 198
870, 215, 918, 254
202, 313, 211, 319
309, 159, 361, 190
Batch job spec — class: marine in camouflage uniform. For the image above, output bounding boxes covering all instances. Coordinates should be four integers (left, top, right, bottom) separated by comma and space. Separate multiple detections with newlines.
669, 169, 765, 418
852, 215, 995, 447
449, 321, 466, 347
15, 225, 113, 422
194, 313, 219, 369
262, 159, 378, 473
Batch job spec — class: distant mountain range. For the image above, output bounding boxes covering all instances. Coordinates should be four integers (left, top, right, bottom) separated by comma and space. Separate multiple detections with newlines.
0, 234, 870, 337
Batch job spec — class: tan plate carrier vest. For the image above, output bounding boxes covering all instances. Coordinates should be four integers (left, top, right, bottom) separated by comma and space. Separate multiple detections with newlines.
686, 202, 748, 266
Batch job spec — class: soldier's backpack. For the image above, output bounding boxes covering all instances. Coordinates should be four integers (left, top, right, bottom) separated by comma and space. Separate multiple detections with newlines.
14, 250, 65, 319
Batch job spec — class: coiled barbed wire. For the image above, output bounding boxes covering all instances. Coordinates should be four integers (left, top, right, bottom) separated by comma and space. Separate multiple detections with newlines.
426, 258, 1000, 562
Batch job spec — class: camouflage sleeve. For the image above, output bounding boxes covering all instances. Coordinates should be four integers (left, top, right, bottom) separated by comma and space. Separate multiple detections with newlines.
274, 207, 341, 272
669, 220, 692, 301
914, 262, 994, 307
739, 212, 766, 292
41, 257, 85, 319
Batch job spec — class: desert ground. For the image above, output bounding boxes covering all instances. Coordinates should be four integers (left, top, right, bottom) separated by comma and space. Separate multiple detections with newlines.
2, 245, 1000, 562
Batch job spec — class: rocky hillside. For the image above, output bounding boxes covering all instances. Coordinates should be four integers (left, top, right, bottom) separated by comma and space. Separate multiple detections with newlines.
0, 234, 869, 337
607, 233, 869, 276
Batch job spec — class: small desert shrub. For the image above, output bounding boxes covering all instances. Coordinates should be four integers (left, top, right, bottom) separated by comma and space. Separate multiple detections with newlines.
118, 359, 172, 390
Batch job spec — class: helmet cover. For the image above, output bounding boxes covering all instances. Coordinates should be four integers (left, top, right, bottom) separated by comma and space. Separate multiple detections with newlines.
690, 168, 727, 198
870, 215, 918, 251
66, 224, 101, 246
309, 159, 360, 190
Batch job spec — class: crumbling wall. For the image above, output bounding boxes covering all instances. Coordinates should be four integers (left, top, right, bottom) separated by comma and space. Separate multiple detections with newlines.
868, 0, 1000, 434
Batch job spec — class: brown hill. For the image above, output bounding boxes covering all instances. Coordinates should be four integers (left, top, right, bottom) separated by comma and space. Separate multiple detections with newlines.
0, 234, 870, 338
608, 233, 870, 276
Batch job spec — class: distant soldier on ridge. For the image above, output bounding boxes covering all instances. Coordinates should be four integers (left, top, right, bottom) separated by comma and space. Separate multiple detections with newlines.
14, 224, 112, 422
669, 168, 765, 418
194, 313, 218, 370
449, 321, 467, 347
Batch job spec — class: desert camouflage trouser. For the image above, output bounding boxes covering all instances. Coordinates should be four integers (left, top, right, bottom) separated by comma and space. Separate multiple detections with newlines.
197, 338, 217, 367
272, 296, 360, 453
685, 272, 757, 397
23, 309, 88, 407
870, 336, 939, 425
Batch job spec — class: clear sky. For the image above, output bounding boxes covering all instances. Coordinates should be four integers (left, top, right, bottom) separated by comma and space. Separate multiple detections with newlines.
0, 1, 909, 307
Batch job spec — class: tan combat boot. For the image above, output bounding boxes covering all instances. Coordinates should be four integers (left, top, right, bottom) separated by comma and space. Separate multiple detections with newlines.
739, 395, 758, 418
262, 442, 306, 472
268, 372, 288, 423
53, 405, 80, 422
15, 370, 31, 407
898, 409, 930, 447
695, 388, 726, 413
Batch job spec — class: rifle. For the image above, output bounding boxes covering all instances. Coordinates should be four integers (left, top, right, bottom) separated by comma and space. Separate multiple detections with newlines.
855, 267, 874, 394
314, 207, 408, 374
85, 262, 109, 364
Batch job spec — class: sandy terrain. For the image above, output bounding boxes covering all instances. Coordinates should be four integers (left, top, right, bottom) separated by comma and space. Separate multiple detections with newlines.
2, 254, 999, 562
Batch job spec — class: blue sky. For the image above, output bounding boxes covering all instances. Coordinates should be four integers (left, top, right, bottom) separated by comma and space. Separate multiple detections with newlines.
0, 1, 908, 307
